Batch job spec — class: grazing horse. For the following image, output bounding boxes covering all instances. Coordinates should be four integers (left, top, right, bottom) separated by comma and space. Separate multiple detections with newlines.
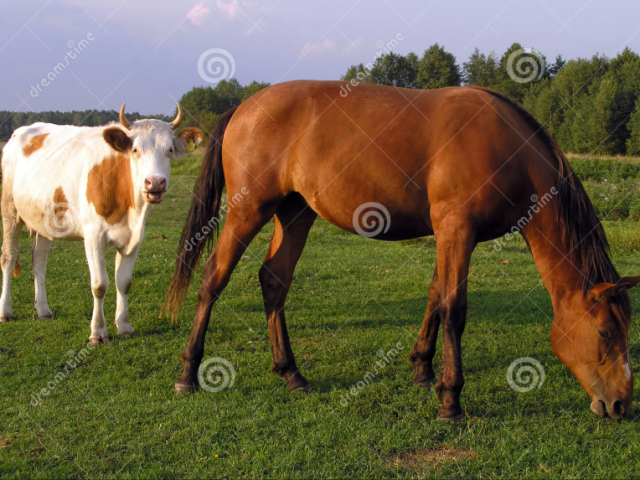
165, 81, 638, 420
1, 105, 202, 344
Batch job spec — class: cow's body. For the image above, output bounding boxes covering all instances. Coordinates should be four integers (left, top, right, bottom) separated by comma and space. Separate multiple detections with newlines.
0, 107, 202, 344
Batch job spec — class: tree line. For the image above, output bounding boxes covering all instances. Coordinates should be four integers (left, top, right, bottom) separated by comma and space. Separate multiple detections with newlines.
3, 42, 640, 157
342, 42, 640, 156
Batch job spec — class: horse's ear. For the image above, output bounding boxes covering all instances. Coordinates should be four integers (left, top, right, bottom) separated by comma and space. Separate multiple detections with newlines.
619, 275, 640, 289
590, 277, 640, 301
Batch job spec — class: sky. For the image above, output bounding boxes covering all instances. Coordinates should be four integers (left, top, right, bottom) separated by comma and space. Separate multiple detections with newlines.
1, 0, 640, 115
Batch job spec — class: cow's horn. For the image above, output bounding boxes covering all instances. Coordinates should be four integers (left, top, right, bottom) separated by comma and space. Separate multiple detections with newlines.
119, 103, 132, 130
171, 103, 183, 129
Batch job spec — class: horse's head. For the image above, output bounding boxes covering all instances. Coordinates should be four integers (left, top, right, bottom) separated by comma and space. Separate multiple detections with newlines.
552, 277, 640, 420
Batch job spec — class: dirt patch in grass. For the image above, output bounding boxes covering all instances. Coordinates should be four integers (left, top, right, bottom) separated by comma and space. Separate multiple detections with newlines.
386, 447, 475, 469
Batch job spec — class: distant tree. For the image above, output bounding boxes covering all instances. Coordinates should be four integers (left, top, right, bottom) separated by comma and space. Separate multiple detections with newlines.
415, 43, 461, 89
548, 55, 567, 77
342, 63, 374, 84
369, 52, 418, 88
462, 48, 498, 87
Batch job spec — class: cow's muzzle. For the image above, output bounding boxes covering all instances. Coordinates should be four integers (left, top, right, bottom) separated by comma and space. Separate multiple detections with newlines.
144, 177, 167, 204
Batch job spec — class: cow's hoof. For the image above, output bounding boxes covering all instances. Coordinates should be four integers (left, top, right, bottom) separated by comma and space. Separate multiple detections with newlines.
0, 316, 13, 324
437, 410, 465, 422
175, 380, 198, 394
89, 335, 109, 346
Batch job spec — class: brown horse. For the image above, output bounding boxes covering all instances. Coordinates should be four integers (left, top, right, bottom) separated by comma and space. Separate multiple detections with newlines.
165, 80, 638, 420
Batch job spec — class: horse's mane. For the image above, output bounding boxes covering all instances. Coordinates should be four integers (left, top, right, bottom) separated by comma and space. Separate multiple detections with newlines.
468, 87, 631, 323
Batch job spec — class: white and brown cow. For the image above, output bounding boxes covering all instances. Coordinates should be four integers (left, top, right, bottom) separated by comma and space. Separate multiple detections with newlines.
0, 104, 202, 344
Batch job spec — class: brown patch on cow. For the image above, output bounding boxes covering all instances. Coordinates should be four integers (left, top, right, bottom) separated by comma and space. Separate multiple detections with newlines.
53, 187, 68, 215
12, 261, 21, 278
386, 447, 474, 470
92, 284, 107, 299
86, 153, 135, 224
22, 133, 49, 157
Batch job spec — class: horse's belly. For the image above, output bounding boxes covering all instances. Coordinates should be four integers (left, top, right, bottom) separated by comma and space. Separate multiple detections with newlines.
305, 194, 432, 240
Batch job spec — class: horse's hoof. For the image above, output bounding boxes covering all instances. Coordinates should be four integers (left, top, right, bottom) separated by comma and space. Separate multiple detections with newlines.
0, 316, 13, 323
437, 410, 465, 422
38, 313, 53, 320
117, 330, 136, 339
89, 335, 109, 346
175, 380, 199, 394
288, 382, 311, 393
413, 376, 437, 389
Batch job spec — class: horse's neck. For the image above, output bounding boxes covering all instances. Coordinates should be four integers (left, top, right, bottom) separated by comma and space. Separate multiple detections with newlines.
521, 203, 582, 307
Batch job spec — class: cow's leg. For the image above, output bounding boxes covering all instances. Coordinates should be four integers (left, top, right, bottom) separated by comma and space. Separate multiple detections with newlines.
259, 197, 316, 392
114, 246, 139, 338
84, 234, 109, 345
410, 265, 441, 387
32, 235, 53, 319
0, 192, 23, 323
175, 211, 272, 393
432, 214, 475, 421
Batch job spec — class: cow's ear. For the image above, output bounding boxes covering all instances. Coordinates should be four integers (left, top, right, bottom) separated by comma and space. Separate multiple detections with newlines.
103, 127, 132, 153
174, 128, 203, 157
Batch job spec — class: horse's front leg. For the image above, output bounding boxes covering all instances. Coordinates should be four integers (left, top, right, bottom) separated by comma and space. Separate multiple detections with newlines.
114, 246, 139, 338
84, 233, 109, 345
432, 214, 475, 420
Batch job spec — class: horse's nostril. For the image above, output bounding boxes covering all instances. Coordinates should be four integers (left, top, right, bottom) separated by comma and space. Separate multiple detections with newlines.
613, 400, 625, 417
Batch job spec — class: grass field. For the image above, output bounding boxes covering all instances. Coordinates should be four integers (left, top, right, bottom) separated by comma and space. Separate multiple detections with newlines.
1, 152, 640, 478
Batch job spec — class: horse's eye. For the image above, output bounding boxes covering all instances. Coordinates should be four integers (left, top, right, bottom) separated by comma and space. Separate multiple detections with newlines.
598, 330, 610, 339
133, 147, 138, 153
169, 148, 174, 153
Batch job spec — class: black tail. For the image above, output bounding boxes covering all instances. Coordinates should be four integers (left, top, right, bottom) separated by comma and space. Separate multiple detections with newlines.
163, 106, 238, 321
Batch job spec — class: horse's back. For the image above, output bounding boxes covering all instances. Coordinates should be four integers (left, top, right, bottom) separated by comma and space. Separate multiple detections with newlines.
223, 81, 559, 240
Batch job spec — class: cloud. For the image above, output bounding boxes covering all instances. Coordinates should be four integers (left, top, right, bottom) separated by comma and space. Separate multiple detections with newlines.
217, 0, 238, 18
187, 3, 210, 25
299, 38, 337, 58
342, 37, 364, 56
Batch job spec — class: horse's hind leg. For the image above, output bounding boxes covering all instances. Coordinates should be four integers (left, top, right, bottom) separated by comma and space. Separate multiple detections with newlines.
175, 211, 273, 393
0, 191, 23, 323
432, 214, 475, 421
410, 265, 441, 387
259, 196, 317, 392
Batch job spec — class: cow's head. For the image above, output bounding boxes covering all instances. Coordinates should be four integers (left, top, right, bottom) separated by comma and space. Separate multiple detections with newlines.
102, 103, 203, 205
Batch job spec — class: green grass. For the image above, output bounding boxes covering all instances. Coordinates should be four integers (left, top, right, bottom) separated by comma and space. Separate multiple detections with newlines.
1, 157, 640, 478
